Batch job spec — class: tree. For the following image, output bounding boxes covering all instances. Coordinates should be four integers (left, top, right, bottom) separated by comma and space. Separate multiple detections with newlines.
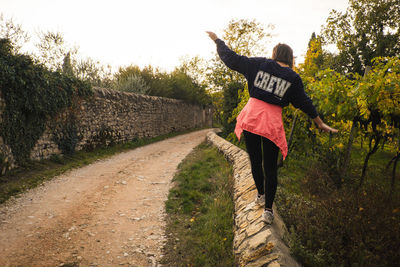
179, 56, 208, 87
306, 56, 400, 190
74, 57, 112, 87
356, 57, 400, 187
0, 14, 29, 54
113, 64, 210, 105
322, 0, 400, 75
299, 0, 400, 186
62, 52, 74, 76
35, 30, 71, 71
300, 33, 325, 79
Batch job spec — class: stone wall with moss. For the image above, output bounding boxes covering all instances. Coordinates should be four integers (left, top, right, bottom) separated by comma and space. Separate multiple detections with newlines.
0, 90, 14, 175
206, 131, 299, 267
0, 87, 212, 174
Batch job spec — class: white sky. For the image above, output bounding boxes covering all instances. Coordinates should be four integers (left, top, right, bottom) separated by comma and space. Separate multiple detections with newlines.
1, 0, 349, 72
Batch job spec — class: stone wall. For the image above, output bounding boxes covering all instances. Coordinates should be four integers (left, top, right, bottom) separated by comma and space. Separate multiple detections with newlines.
206, 131, 300, 267
0, 90, 15, 174
0, 87, 212, 173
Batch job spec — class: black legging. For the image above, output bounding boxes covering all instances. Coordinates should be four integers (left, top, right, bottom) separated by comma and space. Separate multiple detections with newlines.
243, 130, 279, 210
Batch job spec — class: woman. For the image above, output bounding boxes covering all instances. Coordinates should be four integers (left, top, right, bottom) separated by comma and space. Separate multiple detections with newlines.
206, 31, 337, 224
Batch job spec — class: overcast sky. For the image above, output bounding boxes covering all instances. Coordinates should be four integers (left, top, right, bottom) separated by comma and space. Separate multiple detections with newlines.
1, 0, 349, 71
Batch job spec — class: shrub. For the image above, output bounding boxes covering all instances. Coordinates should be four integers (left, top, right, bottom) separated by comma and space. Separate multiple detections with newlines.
276, 170, 400, 266
113, 73, 150, 95
52, 114, 82, 155
0, 38, 92, 167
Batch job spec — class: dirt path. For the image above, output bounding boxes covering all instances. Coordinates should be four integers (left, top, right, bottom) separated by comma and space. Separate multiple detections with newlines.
0, 129, 212, 267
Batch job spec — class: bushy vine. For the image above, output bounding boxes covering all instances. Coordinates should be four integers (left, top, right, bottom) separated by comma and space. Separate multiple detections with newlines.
52, 113, 82, 155
0, 38, 92, 165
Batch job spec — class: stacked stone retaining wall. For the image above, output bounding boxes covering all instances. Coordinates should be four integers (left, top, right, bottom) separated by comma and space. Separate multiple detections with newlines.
0, 87, 212, 174
207, 131, 300, 267
0, 90, 13, 174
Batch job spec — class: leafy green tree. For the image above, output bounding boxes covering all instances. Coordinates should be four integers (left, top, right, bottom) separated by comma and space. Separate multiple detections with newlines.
0, 39, 92, 165
114, 64, 210, 105
0, 14, 112, 87
306, 57, 400, 189
221, 81, 243, 134
293, 0, 400, 186
179, 56, 208, 87
35, 30, 74, 71
74, 57, 112, 87
300, 33, 326, 79
322, 0, 400, 74
356, 57, 400, 187
0, 14, 29, 54
179, 56, 223, 123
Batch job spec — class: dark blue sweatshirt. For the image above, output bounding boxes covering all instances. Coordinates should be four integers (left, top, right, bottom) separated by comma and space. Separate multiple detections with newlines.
215, 39, 318, 119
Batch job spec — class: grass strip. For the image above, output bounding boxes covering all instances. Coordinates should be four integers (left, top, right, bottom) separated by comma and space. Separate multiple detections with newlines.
161, 142, 234, 267
0, 128, 204, 204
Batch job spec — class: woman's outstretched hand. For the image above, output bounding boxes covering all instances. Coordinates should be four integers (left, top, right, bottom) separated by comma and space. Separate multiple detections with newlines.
318, 122, 338, 133
313, 116, 338, 133
206, 31, 218, 41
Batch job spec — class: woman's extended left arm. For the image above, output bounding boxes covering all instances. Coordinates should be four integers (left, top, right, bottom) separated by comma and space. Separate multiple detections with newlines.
206, 31, 251, 76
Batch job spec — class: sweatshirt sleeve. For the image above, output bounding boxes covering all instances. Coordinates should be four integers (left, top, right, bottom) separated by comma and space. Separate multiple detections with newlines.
215, 39, 251, 77
288, 76, 318, 119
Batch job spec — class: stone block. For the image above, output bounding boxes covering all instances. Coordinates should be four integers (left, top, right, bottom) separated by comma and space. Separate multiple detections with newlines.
234, 231, 247, 250
238, 189, 256, 209
247, 220, 267, 238
245, 255, 280, 267
246, 208, 264, 225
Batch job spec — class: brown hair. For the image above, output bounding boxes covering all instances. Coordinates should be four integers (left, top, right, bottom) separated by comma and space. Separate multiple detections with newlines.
272, 43, 294, 69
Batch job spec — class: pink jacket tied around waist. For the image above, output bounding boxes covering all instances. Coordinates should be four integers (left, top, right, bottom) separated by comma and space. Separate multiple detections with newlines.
235, 97, 288, 160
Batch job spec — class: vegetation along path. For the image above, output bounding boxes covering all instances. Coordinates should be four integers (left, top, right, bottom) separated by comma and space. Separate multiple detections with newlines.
0, 129, 212, 267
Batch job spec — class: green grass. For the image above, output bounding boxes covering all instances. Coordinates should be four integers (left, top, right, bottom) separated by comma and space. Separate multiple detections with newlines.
0, 128, 204, 204
161, 142, 235, 267
349, 145, 399, 188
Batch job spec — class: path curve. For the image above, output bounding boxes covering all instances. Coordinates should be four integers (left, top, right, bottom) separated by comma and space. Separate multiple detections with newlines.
0, 129, 212, 267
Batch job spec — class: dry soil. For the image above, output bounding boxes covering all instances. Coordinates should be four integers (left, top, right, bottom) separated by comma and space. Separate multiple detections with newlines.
0, 129, 212, 267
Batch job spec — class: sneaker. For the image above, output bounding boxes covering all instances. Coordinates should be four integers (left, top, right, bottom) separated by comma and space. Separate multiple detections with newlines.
262, 210, 274, 224
255, 194, 265, 206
